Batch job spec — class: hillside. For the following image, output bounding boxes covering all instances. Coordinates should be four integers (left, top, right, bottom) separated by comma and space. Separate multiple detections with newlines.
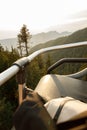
0, 31, 70, 51
29, 27, 87, 53
29, 27, 87, 75
30, 31, 71, 46
0, 38, 17, 50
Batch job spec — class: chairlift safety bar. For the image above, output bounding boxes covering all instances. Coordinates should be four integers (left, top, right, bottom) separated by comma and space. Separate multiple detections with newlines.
0, 41, 87, 86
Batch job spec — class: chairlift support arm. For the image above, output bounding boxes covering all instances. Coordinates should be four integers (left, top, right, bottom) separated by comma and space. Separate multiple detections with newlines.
47, 58, 87, 74
0, 41, 87, 86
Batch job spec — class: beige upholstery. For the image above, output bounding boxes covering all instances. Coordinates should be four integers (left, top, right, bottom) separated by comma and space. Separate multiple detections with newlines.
45, 97, 87, 124
35, 74, 87, 102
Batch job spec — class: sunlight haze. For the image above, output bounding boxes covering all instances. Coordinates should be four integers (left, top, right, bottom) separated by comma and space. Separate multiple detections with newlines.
0, 0, 87, 38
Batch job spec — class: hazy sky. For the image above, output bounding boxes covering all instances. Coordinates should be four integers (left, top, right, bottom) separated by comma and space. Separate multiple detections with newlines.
0, 0, 87, 34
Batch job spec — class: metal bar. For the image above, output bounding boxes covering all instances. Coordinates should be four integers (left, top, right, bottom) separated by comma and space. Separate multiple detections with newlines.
16, 68, 26, 105
0, 41, 87, 86
18, 84, 26, 105
67, 68, 87, 79
0, 66, 19, 86
0, 57, 29, 86
27, 41, 87, 61
47, 58, 87, 74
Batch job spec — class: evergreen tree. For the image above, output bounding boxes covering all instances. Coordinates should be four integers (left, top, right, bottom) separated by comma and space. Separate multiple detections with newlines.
46, 54, 51, 70
0, 44, 4, 52
17, 34, 23, 57
17, 24, 32, 56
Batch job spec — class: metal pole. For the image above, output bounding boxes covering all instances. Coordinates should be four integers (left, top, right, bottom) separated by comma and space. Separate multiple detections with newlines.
47, 58, 87, 74
0, 66, 19, 86
16, 68, 26, 105
27, 41, 87, 61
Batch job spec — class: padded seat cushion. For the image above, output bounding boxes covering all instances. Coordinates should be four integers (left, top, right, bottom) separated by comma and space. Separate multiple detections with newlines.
35, 74, 87, 103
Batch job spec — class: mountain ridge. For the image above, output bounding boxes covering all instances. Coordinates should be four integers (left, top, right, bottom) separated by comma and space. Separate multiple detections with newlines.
29, 27, 87, 53
0, 31, 71, 50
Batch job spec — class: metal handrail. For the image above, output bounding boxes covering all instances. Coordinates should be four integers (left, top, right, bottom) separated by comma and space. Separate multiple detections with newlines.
0, 41, 87, 86
67, 68, 87, 78
47, 58, 87, 74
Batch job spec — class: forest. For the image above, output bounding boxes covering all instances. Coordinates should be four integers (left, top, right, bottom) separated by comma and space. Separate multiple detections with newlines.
0, 26, 87, 129
0, 44, 50, 130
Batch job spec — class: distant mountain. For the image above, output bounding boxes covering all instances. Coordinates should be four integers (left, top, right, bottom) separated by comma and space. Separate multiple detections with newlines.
0, 31, 71, 51
30, 31, 71, 46
0, 38, 18, 50
29, 27, 87, 71
30, 27, 87, 53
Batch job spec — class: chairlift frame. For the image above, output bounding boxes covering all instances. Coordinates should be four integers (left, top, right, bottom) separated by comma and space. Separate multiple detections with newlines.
0, 41, 87, 104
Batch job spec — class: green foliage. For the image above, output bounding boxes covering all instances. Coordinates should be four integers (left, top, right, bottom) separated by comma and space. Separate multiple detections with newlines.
0, 99, 13, 130
0, 52, 9, 72
0, 44, 4, 52
26, 55, 46, 89
0, 48, 19, 130
17, 24, 32, 56
0, 49, 19, 73
29, 27, 87, 76
65, 28, 87, 43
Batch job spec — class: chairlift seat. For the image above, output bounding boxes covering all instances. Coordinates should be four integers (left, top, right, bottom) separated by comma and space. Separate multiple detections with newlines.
35, 74, 87, 103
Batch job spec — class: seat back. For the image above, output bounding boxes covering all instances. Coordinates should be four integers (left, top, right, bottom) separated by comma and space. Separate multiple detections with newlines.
35, 74, 87, 103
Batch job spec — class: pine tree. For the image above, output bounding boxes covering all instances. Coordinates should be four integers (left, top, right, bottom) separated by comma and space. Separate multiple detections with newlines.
17, 24, 32, 56
0, 44, 4, 52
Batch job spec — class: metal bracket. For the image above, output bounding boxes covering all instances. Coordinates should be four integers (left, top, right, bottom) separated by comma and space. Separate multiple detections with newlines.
16, 66, 26, 105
